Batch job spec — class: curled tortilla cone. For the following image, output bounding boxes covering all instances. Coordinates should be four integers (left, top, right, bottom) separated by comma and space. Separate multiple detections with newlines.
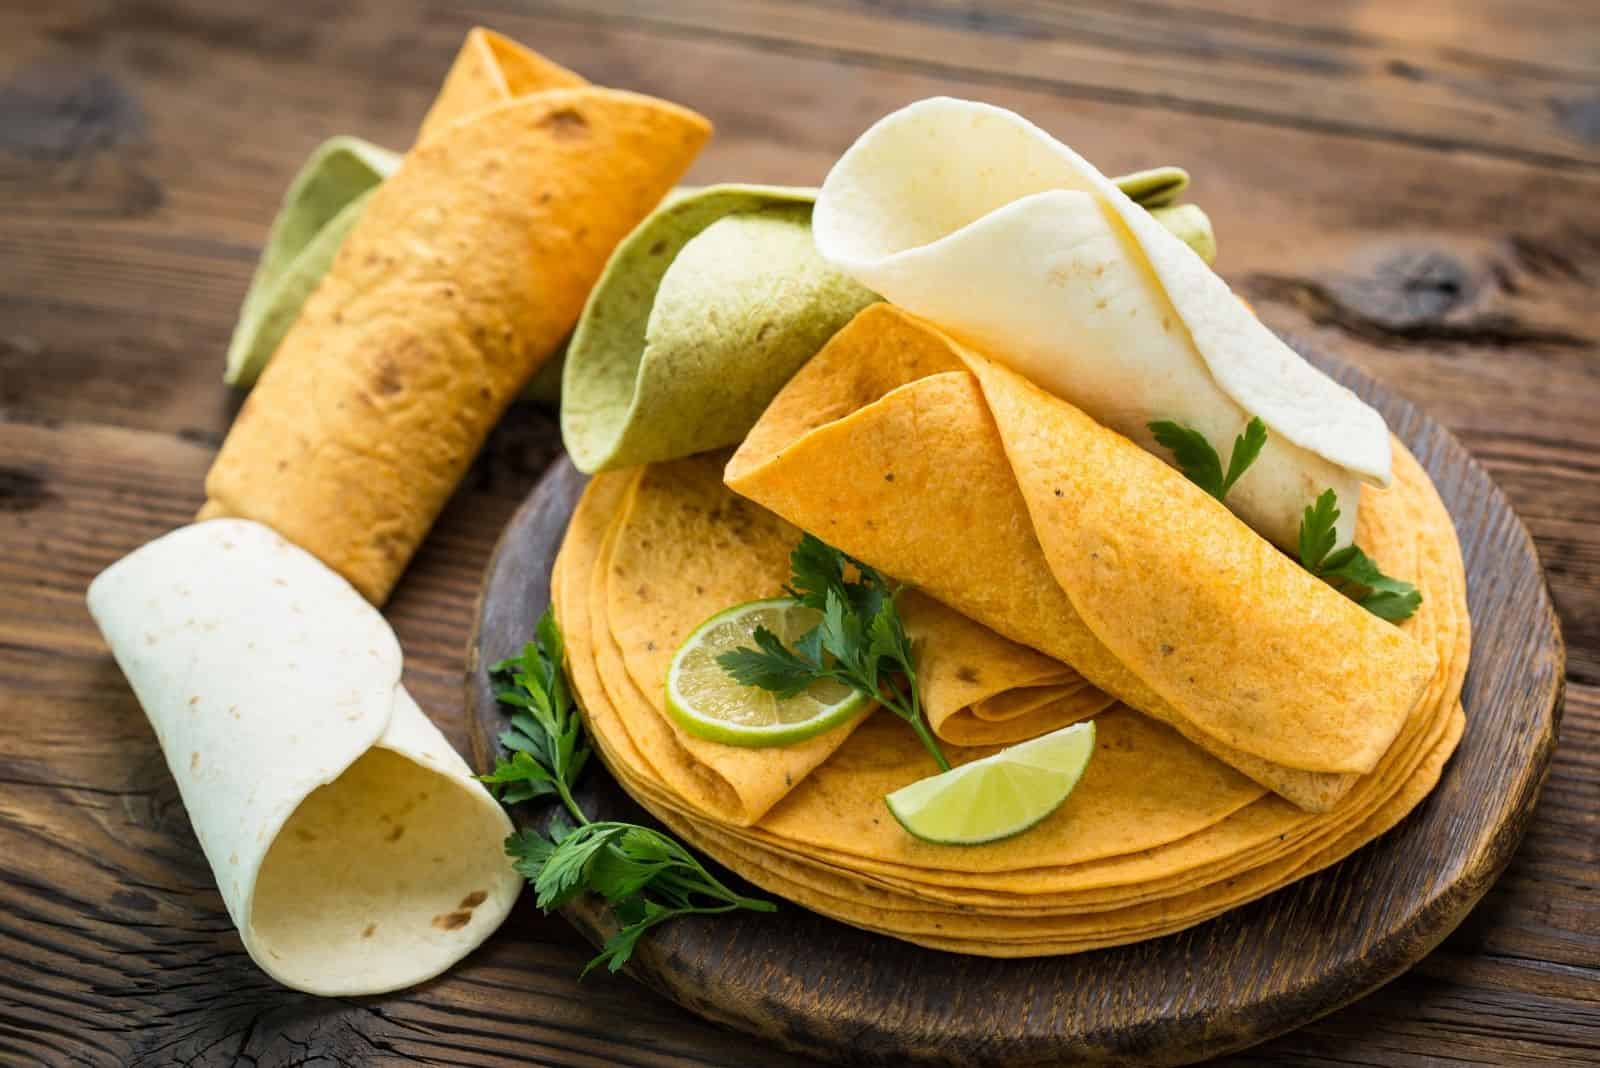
87, 520, 520, 995
814, 97, 1390, 550
726, 305, 1437, 810
201, 29, 711, 604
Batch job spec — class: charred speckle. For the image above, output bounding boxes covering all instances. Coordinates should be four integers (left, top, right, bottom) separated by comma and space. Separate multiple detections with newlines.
538, 108, 589, 140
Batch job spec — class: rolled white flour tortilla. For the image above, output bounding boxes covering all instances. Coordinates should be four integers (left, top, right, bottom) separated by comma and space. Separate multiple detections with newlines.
813, 97, 1392, 550
86, 519, 520, 996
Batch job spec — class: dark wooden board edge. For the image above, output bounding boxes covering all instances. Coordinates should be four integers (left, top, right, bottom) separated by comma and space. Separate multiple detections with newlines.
464, 353, 1563, 1067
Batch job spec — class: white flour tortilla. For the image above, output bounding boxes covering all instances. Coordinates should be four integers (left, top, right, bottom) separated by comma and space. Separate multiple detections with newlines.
814, 97, 1392, 549
87, 519, 520, 996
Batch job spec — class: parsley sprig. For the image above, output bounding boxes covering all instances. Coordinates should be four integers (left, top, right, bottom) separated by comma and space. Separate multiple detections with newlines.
482, 609, 774, 976
1148, 417, 1268, 503
717, 534, 951, 771
1296, 490, 1423, 622
1149, 417, 1420, 621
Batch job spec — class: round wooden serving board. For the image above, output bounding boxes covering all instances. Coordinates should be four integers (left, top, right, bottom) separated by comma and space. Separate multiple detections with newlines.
465, 353, 1563, 1067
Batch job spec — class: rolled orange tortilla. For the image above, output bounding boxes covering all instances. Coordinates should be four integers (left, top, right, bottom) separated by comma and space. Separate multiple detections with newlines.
199, 29, 711, 603
726, 305, 1439, 811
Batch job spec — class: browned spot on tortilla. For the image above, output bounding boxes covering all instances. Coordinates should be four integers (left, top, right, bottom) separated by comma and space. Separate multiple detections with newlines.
385, 824, 405, 843
188, 696, 199, 708
648, 239, 668, 256
955, 665, 980, 684
374, 356, 404, 396
362, 923, 377, 938
295, 828, 317, 843
432, 910, 473, 931
459, 890, 488, 910
538, 108, 589, 140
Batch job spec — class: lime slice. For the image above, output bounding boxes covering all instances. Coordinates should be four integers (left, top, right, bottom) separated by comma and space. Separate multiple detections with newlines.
666, 598, 869, 747
885, 721, 1096, 845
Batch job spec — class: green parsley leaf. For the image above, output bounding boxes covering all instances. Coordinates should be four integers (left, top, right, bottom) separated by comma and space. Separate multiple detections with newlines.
1221, 418, 1269, 499
1296, 490, 1422, 622
1149, 420, 1225, 498
1298, 488, 1341, 572
488, 609, 774, 976
1359, 588, 1425, 622
1149, 417, 1266, 503
716, 625, 818, 698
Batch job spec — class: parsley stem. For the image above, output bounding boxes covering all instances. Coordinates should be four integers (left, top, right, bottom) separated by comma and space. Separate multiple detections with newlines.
555, 780, 588, 827
881, 676, 949, 772
903, 703, 951, 772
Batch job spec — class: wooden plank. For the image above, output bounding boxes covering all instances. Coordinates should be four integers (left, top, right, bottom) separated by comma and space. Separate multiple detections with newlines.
511, 0, 1600, 169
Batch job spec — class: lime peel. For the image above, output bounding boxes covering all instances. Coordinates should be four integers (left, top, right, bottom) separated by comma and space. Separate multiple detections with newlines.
885, 721, 1096, 845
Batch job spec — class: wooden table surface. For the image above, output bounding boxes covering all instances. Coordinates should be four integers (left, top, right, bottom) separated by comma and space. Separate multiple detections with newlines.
1, 2, 1596, 1065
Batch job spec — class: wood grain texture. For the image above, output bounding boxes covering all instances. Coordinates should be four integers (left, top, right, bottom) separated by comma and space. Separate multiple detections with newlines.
1, 1, 1596, 1065
465, 350, 1562, 1067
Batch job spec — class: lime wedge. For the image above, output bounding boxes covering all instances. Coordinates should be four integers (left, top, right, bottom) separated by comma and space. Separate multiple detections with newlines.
666, 598, 869, 747
885, 721, 1096, 845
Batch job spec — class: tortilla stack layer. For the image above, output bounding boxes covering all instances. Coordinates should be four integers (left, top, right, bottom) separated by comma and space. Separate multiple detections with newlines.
199, 28, 712, 605
550, 298, 1468, 955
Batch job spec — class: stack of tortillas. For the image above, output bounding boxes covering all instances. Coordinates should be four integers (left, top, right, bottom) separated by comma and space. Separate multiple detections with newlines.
548, 100, 1469, 955
88, 29, 711, 993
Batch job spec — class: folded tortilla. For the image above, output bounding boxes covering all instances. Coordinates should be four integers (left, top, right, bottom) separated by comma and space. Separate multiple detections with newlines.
561, 173, 1217, 475
224, 137, 400, 388
199, 29, 711, 604
87, 520, 520, 995
726, 305, 1438, 811
814, 97, 1392, 550
552, 429, 1468, 953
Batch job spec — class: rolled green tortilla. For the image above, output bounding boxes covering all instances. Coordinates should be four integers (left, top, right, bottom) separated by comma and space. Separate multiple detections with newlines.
814, 97, 1392, 551
561, 176, 1219, 474
560, 185, 877, 473
86, 519, 520, 996
224, 136, 400, 387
